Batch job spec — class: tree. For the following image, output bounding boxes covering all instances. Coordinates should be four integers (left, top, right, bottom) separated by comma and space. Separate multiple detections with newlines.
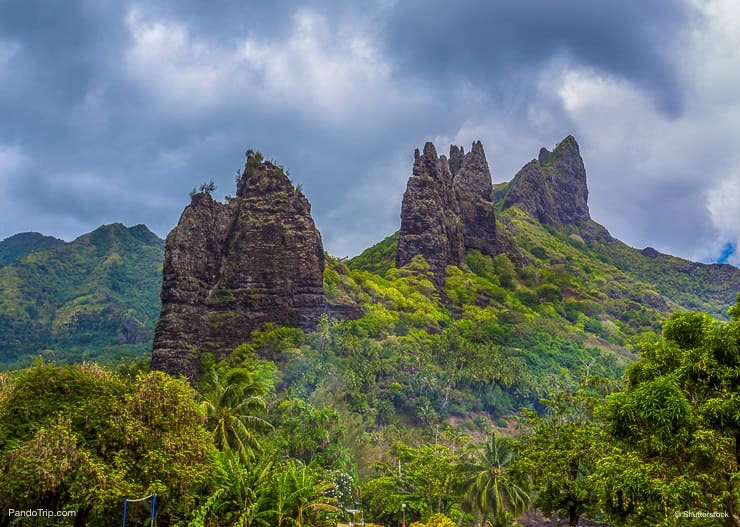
511, 386, 604, 527
273, 459, 339, 527
460, 434, 530, 527
199, 180, 217, 194
0, 362, 213, 525
190, 450, 276, 527
269, 397, 351, 470
245, 150, 264, 176
594, 303, 740, 527
191, 452, 338, 527
362, 441, 463, 525
200, 366, 272, 463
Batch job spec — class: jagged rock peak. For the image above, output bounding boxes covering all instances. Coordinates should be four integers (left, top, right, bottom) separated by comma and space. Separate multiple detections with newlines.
452, 141, 496, 255
398, 141, 464, 289
413, 142, 443, 178
237, 154, 295, 197
449, 144, 464, 175
538, 147, 551, 164
502, 135, 590, 227
459, 140, 490, 175
423, 141, 438, 158
397, 140, 497, 289
152, 151, 326, 381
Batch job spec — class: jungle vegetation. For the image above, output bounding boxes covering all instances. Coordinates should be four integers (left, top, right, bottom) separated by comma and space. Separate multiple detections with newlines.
0, 296, 737, 526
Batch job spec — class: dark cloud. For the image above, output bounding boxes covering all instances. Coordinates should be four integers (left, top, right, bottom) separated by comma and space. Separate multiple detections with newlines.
0, 2, 127, 110
382, 0, 692, 116
1, 0, 736, 265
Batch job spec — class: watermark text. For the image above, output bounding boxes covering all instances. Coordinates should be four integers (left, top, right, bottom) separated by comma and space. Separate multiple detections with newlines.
674, 510, 729, 519
7, 509, 77, 519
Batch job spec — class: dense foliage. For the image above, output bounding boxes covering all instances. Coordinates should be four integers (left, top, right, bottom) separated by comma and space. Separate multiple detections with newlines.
0, 296, 737, 525
592, 298, 739, 526
0, 361, 212, 525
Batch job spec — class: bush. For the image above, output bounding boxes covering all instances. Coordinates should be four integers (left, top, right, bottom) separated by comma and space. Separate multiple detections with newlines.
537, 283, 563, 304
584, 318, 603, 334
518, 290, 539, 308
531, 246, 548, 259
492, 254, 515, 288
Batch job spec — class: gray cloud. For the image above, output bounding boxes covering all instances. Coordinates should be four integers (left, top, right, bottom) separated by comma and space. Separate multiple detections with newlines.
1, 0, 737, 265
382, 0, 692, 115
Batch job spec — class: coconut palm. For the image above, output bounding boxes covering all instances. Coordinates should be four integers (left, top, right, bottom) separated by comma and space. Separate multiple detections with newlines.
200, 367, 273, 462
191, 450, 277, 527
460, 434, 530, 527
273, 459, 339, 527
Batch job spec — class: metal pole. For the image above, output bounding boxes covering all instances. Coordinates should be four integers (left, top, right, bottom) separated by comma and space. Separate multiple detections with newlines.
150, 494, 157, 526
122, 499, 128, 527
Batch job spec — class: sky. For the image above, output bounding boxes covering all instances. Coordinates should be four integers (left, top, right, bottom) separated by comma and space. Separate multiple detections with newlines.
1, 1, 739, 266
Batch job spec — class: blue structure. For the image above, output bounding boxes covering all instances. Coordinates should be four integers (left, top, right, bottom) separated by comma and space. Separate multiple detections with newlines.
122, 493, 157, 526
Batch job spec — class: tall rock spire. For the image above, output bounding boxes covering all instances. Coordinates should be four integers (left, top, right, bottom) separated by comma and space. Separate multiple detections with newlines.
152, 153, 326, 380
397, 140, 497, 288
397, 143, 464, 289
453, 140, 497, 255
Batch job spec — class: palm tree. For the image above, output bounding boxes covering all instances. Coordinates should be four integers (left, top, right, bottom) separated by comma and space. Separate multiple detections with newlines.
274, 459, 339, 527
460, 434, 530, 527
200, 367, 273, 462
191, 450, 277, 527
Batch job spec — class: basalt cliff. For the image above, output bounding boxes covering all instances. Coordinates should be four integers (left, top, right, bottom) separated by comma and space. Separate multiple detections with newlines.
151, 155, 326, 379
396, 141, 499, 288
502, 135, 590, 227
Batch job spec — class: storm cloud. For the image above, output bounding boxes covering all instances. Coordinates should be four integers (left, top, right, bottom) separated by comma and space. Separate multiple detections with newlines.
0, 0, 738, 265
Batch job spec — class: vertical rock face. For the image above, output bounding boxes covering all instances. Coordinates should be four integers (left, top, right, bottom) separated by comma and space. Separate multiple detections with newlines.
452, 141, 497, 255
396, 141, 497, 287
396, 143, 463, 288
152, 155, 326, 380
502, 135, 591, 226
151, 193, 232, 378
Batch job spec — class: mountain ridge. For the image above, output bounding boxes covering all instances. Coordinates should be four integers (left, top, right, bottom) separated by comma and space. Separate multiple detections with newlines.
0, 232, 65, 266
0, 136, 737, 373
0, 223, 164, 368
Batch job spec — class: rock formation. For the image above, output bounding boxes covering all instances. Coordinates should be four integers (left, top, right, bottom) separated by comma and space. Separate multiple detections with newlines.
396, 141, 497, 287
502, 135, 590, 226
152, 153, 326, 380
453, 141, 498, 255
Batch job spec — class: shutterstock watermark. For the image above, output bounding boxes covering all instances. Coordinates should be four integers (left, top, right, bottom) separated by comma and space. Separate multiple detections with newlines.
674, 510, 730, 519
7, 508, 77, 519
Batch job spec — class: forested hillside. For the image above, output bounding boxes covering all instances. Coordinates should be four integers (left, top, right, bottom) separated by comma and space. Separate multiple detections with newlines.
1, 296, 736, 526
0, 232, 64, 266
0, 224, 164, 368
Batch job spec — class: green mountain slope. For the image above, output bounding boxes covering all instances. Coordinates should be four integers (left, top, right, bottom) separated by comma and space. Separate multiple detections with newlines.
337, 207, 738, 428
587, 236, 738, 318
0, 232, 64, 266
0, 223, 164, 368
211, 231, 640, 466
